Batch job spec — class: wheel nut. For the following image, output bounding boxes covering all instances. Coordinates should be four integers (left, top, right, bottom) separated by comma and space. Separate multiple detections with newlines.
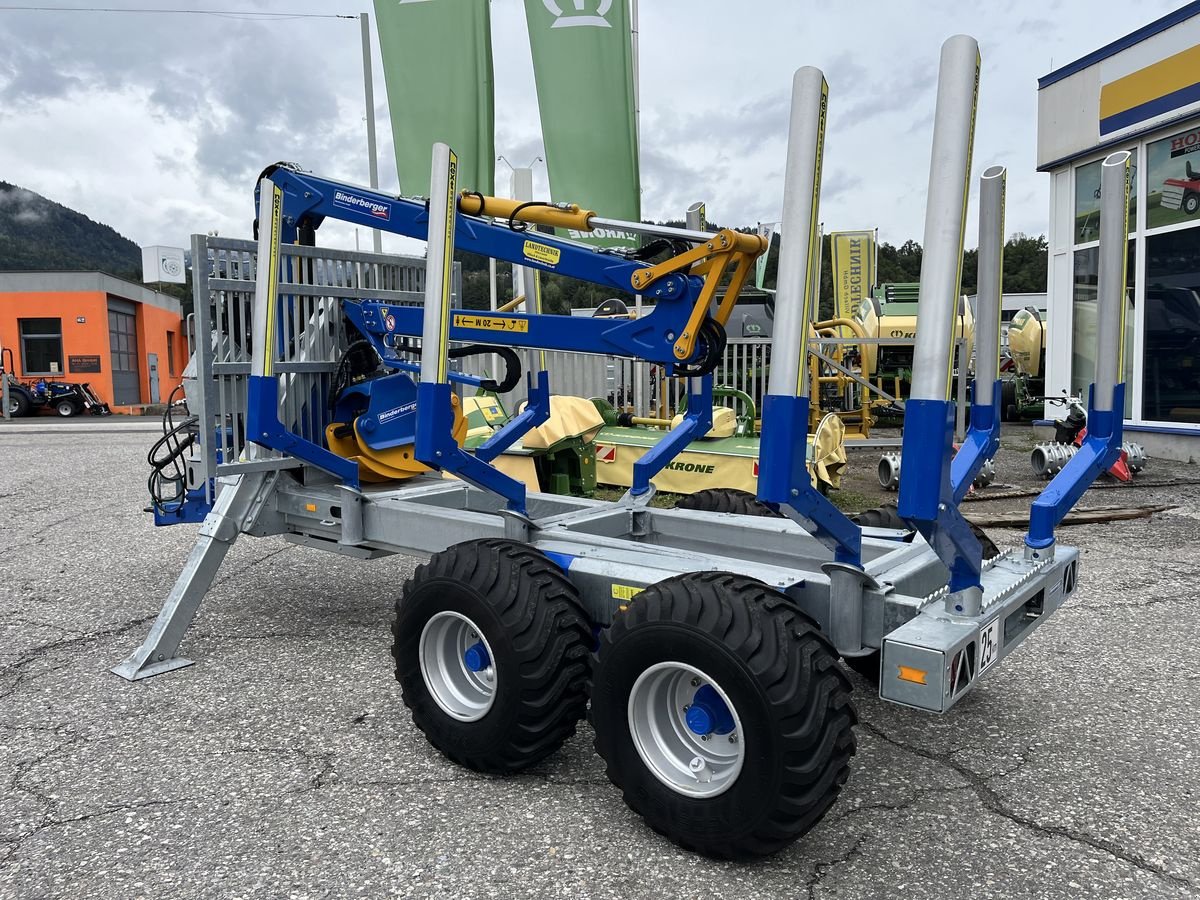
690, 678, 700, 687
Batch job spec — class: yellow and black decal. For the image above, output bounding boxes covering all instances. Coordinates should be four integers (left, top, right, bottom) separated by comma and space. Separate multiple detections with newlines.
522, 240, 561, 267
798, 77, 829, 395
610, 583, 641, 601
436, 149, 459, 383
262, 182, 284, 378
453, 313, 530, 334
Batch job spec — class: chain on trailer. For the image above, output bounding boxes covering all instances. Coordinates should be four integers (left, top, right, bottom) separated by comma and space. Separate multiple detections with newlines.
117, 35, 1132, 861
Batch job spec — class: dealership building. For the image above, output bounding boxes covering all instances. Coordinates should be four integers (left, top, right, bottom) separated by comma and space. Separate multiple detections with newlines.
1038, 2, 1200, 460
0, 271, 185, 410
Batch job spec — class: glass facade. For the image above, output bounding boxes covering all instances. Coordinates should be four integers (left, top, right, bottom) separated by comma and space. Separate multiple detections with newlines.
1146, 125, 1200, 230
1143, 229, 1200, 422
1068, 125, 1200, 427
1070, 243, 1135, 416
1074, 151, 1137, 244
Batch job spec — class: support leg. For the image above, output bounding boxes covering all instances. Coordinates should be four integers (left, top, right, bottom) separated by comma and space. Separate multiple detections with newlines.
112, 472, 272, 681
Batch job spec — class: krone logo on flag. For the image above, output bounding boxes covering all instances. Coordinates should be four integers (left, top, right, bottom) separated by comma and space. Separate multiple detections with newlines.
541, 0, 612, 28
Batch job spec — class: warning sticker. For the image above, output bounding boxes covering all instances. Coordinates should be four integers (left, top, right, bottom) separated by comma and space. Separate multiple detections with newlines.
610, 583, 642, 601
595, 443, 617, 463
453, 314, 529, 334
523, 240, 561, 266
479, 402, 506, 424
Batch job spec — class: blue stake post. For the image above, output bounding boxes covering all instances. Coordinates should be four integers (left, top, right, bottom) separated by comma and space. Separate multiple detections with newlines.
754, 66, 861, 568
1026, 151, 1132, 553
950, 165, 1007, 504
414, 143, 528, 514
895, 35, 984, 615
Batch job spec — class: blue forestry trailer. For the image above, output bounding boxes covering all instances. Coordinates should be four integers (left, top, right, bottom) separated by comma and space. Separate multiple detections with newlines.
117, 36, 1130, 858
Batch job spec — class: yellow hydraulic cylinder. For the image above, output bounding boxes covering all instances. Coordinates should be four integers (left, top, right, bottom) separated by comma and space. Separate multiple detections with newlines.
457, 193, 595, 232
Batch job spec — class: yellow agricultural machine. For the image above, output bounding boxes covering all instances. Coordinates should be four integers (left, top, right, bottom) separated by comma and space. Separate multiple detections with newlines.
1002, 306, 1047, 420
852, 282, 975, 405
457, 388, 848, 499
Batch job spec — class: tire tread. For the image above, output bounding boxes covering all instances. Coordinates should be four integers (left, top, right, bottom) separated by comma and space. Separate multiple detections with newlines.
591, 571, 857, 859
392, 539, 591, 774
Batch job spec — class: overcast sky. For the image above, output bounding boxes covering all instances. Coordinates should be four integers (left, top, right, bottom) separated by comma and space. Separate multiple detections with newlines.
0, 0, 1184, 257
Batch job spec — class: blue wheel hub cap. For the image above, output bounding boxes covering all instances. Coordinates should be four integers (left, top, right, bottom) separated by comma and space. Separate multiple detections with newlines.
463, 641, 490, 672
685, 684, 735, 736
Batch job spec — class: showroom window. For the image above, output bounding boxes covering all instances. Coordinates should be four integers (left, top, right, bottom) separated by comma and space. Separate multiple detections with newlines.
1070, 242, 1135, 414
18, 317, 63, 376
1071, 149, 1136, 417
1142, 126, 1200, 424
1142, 229, 1200, 423
1074, 152, 1137, 244
1146, 124, 1200, 229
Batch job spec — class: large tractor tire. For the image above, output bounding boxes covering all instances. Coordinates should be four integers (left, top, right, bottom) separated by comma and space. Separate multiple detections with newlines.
854, 504, 998, 557
1000, 381, 1017, 421
673, 488, 781, 518
590, 572, 858, 859
392, 539, 592, 774
6, 387, 32, 418
854, 503, 907, 529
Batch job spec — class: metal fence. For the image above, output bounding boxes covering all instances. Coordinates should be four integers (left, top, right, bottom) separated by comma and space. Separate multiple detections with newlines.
186, 236, 459, 500
185, 234, 776, 479
503, 337, 773, 418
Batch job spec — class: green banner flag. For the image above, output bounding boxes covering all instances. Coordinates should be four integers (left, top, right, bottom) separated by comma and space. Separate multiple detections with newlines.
755, 222, 776, 288
523, 0, 640, 248
373, 0, 494, 195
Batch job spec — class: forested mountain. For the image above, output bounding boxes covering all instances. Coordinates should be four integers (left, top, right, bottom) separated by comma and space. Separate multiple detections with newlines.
0, 181, 142, 278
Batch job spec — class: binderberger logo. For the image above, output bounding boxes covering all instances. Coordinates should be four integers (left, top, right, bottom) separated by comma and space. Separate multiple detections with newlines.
333, 190, 391, 221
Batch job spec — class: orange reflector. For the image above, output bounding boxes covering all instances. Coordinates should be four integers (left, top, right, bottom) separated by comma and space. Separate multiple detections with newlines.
305, 503, 318, 512
897, 665, 928, 685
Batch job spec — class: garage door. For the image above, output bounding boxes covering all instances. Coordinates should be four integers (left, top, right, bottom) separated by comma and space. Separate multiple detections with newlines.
108, 300, 140, 406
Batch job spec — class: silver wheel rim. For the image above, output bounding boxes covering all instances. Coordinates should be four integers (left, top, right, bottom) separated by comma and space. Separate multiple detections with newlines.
418, 611, 497, 722
627, 661, 745, 798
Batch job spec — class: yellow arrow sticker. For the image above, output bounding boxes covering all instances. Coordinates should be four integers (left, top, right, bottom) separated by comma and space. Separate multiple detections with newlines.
453, 314, 530, 334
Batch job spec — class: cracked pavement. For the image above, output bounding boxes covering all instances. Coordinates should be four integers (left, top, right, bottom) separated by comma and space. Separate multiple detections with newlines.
1, 427, 1198, 899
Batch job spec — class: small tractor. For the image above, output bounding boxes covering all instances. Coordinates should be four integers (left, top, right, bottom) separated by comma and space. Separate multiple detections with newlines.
2, 348, 110, 417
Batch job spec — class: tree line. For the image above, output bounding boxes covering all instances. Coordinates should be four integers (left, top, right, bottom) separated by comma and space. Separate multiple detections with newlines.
455, 227, 1048, 316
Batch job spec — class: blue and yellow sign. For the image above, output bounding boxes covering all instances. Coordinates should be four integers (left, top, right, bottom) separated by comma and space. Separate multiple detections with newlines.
1100, 43, 1200, 135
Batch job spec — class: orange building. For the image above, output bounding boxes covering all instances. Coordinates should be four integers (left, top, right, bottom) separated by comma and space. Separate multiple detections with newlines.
0, 272, 186, 410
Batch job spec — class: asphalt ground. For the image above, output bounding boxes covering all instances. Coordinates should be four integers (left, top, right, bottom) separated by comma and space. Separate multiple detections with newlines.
1, 426, 1198, 899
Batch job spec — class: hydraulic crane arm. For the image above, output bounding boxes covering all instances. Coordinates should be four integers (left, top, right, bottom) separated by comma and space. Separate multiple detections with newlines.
255, 164, 766, 371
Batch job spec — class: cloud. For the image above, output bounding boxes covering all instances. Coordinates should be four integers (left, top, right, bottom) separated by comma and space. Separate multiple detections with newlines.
0, 184, 48, 223
0, 0, 1170, 256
